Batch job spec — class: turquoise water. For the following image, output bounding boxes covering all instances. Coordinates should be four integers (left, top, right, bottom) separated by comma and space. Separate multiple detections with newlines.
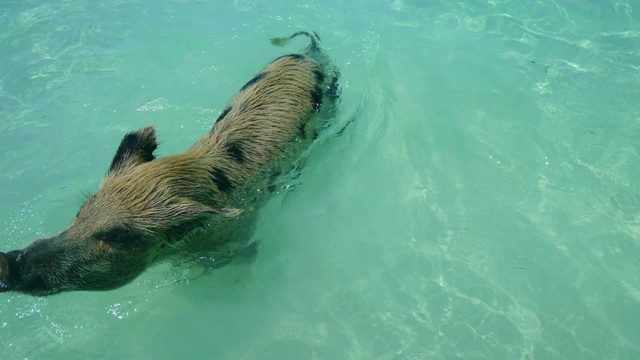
1, 0, 640, 358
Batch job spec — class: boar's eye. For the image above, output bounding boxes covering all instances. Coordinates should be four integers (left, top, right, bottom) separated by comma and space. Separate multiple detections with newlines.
94, 226, 141, 245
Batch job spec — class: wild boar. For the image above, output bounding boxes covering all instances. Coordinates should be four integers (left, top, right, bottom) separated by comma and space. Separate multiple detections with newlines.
0, 31, 340, 296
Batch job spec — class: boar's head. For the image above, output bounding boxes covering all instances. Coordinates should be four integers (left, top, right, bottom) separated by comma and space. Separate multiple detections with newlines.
0, 127, 238, 296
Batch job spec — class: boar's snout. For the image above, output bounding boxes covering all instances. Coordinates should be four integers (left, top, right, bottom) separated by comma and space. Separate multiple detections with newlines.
0, 250, 22, 293
0, 228, 167, 296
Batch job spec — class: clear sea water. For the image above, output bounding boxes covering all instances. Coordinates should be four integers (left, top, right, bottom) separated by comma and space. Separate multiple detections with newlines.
1, 0, 639, 359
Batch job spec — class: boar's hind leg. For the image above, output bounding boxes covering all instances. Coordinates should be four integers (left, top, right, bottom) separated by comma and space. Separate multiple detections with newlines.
320, 70, 341, 121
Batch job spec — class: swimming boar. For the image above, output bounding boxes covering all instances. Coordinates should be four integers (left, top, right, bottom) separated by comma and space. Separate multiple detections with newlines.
0, 31, 340, 296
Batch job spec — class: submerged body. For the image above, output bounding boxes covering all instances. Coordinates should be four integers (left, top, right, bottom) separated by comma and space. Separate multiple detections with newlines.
0, 32, 340, 296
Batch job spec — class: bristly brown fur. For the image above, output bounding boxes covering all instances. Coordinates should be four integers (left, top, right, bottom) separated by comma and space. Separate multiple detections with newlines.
0, 32, 338, 296
81, 54, 325, 236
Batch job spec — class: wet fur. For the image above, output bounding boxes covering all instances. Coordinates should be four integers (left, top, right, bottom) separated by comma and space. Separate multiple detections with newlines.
87, 55, 327, 235
0, 32, 340, 295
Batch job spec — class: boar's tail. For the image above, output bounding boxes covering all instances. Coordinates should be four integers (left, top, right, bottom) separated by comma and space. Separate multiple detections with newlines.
270, 31, 321, 54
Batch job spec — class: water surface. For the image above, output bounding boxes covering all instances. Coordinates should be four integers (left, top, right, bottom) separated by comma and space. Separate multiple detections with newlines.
1, 0, 639, 359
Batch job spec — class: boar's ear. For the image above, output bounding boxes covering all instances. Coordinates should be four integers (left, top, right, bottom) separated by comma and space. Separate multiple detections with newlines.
178, 201, 243, 219
217, 208, 244, 217
164, 203, 243, 242
166, 202, 242, 240
109, 126, 158, 173
197, 204, 243, 218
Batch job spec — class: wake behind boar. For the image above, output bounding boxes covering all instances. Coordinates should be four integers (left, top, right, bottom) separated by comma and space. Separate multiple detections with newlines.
0, 31, 340, 296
